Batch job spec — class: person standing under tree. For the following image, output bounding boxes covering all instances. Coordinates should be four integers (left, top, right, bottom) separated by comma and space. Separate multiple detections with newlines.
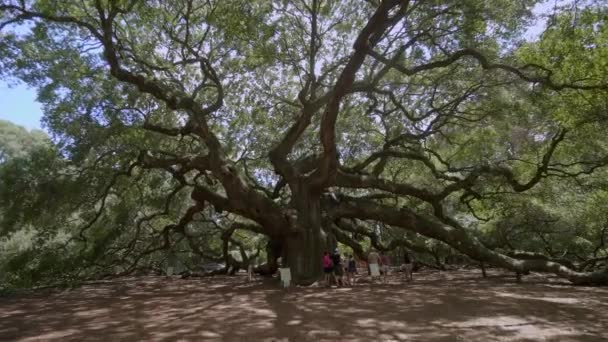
331, 248, 344, 287
322, 251, 334, 286
368, 249, 381, 283
380, 251, 390, 284
401, 250, 414, 282
247, 259, 254, 282
346, 254, 357, 286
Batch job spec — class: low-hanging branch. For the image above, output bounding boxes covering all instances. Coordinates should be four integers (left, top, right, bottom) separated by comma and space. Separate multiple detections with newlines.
326, 194, 608, 285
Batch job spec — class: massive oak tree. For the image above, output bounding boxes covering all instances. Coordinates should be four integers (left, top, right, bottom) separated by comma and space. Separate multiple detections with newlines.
1, 0, 608, 285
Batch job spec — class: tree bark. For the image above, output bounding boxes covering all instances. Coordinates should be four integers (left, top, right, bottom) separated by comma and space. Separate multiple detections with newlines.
263, 239, 283, 275
283, 185, 324, 285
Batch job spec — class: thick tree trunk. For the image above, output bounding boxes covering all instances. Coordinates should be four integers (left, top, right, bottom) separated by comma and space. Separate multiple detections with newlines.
258, 239, 282, 276
283, 186, 324, 285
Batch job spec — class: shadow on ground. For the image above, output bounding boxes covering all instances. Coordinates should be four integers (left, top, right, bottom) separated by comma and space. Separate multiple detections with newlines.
1, 270, 607, 341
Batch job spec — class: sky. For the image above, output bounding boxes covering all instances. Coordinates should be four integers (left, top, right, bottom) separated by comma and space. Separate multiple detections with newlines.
0, 82, 43, 131
0, 1, 570, 132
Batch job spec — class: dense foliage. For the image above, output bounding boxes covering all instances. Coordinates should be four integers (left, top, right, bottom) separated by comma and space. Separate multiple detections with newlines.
1, 0, 608, 288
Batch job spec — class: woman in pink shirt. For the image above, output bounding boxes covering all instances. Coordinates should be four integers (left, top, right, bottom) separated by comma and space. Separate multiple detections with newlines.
323, 251, 334, 286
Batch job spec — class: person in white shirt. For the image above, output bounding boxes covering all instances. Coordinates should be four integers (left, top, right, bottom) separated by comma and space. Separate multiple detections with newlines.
368, 249, 381, 282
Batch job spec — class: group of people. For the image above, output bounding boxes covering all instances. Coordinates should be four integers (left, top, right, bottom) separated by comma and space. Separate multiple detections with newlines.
322, 248, 414, 287
323, 249, 358, 286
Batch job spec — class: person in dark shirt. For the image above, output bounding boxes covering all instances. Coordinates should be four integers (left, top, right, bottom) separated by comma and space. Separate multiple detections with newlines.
346, 254, 357, 286
380, 251, 390, 284
401, 251, 414, 282
331, 248, 344, 287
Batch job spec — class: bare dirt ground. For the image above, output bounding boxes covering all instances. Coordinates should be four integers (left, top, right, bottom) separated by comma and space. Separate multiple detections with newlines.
1, 269, 607, 341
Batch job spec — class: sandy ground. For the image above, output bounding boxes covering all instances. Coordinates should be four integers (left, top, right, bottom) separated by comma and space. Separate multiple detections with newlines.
1, 269, 607, 341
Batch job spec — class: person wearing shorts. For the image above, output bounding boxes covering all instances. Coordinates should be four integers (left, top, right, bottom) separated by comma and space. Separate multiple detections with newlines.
346, 254, 357, 285
401, 251, 414, 282
323, 251, 333, 286
331, 249, 344, 286
368, 249, 380, 282
380, 251, 390, 284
